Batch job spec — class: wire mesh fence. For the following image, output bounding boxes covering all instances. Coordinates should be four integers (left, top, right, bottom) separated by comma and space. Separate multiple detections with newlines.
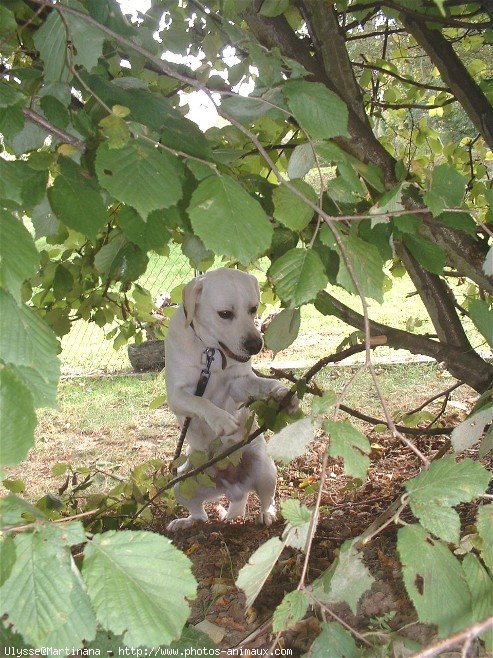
60, 245, 194, 375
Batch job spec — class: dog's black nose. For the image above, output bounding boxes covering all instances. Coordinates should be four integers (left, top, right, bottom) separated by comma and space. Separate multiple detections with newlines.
243, 335, 263, 355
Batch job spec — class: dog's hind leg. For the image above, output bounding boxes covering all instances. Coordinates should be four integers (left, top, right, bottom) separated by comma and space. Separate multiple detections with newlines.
225, 494, 249, 521
256, 464, 277, 526
167, 500, 208, 532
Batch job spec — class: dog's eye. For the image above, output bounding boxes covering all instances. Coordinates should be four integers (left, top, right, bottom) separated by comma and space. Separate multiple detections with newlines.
249, 306, 258, 315
218, 310, 234, 320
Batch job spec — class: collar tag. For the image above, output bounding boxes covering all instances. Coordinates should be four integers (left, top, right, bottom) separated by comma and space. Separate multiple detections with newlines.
201, 347, 216, 374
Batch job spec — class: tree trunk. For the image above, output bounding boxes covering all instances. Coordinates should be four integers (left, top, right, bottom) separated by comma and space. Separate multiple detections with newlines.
243, 1, 493, 391
399, 12, 493, 150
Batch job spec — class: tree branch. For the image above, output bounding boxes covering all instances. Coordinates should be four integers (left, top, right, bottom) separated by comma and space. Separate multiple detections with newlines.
242, 0, 398, 183
315, 290, 493, 393
398, 11, 493, 150
371, 96, 456, 110
22, 107, 86, 151
353, 61, 451, 92
270, 367, 456, 436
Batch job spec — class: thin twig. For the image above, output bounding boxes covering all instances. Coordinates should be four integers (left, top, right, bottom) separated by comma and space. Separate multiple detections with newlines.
298, 451, 329, 589
3, 509, 100, 534
305, 589, 373, 647
409, 616, 493, 658
405, 382, 463, 415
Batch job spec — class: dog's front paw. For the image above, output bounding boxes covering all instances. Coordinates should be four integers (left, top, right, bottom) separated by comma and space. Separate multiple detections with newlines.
167, 516, 197, 532
257, 505, 277, 526
208, 408, 240, 436
271, 385, 299, 415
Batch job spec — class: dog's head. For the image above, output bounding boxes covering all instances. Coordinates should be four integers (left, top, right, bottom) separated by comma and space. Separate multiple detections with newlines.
182, 268, 263, 362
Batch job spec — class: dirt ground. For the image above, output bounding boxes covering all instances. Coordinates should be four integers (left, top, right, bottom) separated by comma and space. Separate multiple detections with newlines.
7, 361, 491, 656
150, 416, 492, 656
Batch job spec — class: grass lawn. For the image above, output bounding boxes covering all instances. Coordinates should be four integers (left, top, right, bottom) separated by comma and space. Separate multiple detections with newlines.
4, 363, 475, 502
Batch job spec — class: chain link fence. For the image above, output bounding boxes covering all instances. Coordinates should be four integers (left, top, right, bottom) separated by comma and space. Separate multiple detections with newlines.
60, 245, 194, 375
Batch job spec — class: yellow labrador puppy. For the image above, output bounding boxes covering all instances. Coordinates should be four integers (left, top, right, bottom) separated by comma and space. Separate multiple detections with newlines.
165, 268, 298, 531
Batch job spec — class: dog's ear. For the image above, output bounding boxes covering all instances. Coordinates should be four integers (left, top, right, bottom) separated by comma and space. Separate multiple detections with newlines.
182, 277, 203, 327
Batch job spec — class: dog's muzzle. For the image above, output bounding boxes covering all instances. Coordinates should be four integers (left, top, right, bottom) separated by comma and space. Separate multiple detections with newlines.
218, 337, 262, 363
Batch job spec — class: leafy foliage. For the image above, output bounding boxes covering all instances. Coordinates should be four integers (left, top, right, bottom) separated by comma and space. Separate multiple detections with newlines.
398, 524, 472, 637
1, 0, 492, 652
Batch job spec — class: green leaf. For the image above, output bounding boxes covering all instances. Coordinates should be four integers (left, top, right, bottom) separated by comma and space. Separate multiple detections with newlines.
99, 113, 131, 149
451, 406, 493, 453
272, 180, 317, 232
468, 299, 493, 349
0, 159, 47, 209
437, 211, 477, 238
84, 75, 181, 131
331, 233, 388, 303
0, 368, 36, 467
370, 183, 404, 218
411, 504, 460, 546
264, 308, 301, 356
308, 622, 362, 658
188, 175, 273, 265
462, 553, 493, 629
281, 499, 312, 551
477, 505, 493, 573
8, 119, 47, 157
269, 248, 328, 307
220, 96, 270, 123
402, 234, 446, 275
118, 206, 172, 252
0, 105, 25, 140
307, 622, 363, 658
0, 6, 17, 39
316, 541, 375, 614
0, 82, 25, 108
0, 210, 38, 303
65, 1, 105, 73
281, 499, 312, 527
397, 524, 472, 636
2, 479, 25, 494
82, 530, 197, 647
406, 456, 490, 543
30, 197, 60, 239
33, 11, 70, 83
181, 234, 214, 269
96, 141, 184, 220
94, 230, 148, 283
236, 537, 286, 609
49, 157, 108, 240
423, 163, 467, 217
52, 264, 74, 301
393, 213, 422, 235
161, 114, 214, 160
0, 291, 60, 405
259, 0, 290, 17
0, 536, 16, 588
0, 527, 97, 649
0, 494, 47, 529
311, 391, 337, 417
149, 394, 166, 410
287, 143, 315, 180
267, 417, 314, 463
272, 590, 309, 632
325, 420, 371, 480
284, 81, 349, 140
